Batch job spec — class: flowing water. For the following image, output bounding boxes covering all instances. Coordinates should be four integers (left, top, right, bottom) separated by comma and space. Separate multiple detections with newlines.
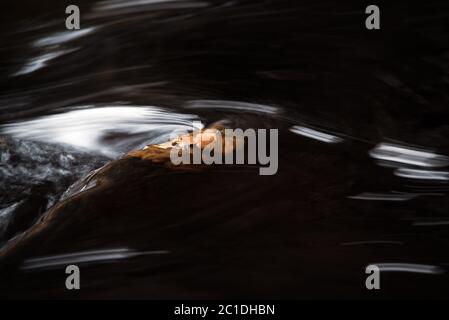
1, 0, 449, 298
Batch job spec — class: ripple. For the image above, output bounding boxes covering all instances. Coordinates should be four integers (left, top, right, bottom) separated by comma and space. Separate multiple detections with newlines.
92, 0, 209, 17
185, 100, 279, 114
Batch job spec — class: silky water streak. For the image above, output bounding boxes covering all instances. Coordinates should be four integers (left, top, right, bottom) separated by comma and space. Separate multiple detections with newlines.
165, 121, 279, 175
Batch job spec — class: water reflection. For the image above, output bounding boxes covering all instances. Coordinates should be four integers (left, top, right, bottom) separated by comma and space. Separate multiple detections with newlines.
373, 263, 445, 275
21, 248, 170, 271
370, 143, 449, 168
33, 27, 97, 47
2, 105, 201, 157
16, 50, 73, 76
185, 100, 279, 115
290, 125, 343, 144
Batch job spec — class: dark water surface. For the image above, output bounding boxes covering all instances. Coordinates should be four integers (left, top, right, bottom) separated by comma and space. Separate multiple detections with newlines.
1, 0, 449, 298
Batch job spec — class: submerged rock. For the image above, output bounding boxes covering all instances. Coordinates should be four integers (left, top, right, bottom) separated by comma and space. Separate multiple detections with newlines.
1, 122, 449, 299
0, 123, 351, 298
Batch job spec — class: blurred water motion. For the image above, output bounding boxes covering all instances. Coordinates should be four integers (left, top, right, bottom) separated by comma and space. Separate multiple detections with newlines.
370, 143, 449, 168
348, 192, 418, 202
33, 28, 97, 47
1, 0, 449, 299
185, 100, 279, 114
290, 125, 343, 144
412, 220, 449, 227
1, 105, 201, 157
395, 168, 449, 181
0, 203, 21, 236
373, 263, 445, 275
93, 0, 210, 14
21, 248, 170, 271
340, 240, 404, 246
13, 49, 76, 76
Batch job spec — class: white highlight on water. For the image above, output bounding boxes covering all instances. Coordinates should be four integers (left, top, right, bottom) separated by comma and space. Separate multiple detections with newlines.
370, 143, 449, 168
21, 248, 170, 271
33, 27, 97, 47
373, 263, 444, 274
185, 100, 279, 115
290, 125, 343, 144
13, 50, 75, 76
395, 168, 449, 181
1, 105, 200, 157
